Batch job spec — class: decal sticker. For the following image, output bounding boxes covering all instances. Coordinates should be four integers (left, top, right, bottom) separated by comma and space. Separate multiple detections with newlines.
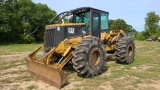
68, 27, 75, 34
57, 26, 60, 31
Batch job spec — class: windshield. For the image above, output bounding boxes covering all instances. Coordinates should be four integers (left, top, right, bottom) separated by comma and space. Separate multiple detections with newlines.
50, 10, 90, 33
74, 12, 89, 23
74, 12, 90, 33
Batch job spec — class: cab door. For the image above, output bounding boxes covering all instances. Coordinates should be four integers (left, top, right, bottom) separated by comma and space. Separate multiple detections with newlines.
91, 11, 101, 37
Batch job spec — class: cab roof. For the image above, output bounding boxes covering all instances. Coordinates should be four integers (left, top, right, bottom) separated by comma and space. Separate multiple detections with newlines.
69, 7, 109, 14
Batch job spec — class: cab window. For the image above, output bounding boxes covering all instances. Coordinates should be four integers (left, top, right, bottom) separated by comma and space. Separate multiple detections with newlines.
101, 12, 108, 30
93, 13, 100, 31
74, 12, 90, 33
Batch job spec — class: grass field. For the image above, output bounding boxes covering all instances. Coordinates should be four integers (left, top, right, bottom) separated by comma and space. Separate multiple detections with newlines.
0, 41, 160, 90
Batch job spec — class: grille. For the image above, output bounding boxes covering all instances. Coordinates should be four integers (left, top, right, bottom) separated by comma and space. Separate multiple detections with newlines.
44, 29, 55, 50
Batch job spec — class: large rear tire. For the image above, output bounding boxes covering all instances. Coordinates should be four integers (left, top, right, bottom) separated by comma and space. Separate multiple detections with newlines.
72, 36, 106, 78
115, 36, 135, 64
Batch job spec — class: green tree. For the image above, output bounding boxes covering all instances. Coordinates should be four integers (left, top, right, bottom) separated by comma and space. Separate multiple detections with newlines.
145, 12, 160, 37
108, 19, 137, 37
109, 19, 134, 33
0, 0, 56, 43
0, 0, 20, 42
33, 3, 56, 41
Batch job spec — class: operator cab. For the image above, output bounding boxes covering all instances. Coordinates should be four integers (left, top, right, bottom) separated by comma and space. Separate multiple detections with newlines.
49, 7, 109, 37
45, 7, 109, 50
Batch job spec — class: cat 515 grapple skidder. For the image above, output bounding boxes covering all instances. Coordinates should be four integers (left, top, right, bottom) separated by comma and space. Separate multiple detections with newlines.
25, 7, 135, 89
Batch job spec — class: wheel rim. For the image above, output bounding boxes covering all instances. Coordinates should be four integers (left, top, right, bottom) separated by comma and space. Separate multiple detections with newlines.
127, 44, 133, 57
89, 47, 102, 68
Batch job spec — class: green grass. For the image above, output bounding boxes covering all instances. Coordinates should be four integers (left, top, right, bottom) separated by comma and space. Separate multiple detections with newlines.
27, 85, 37, 90
70, 41, 160, 90
1, 70, 26, 76
0, 41, 160, 90
0, 60, 26, 71
0, 43, 43, 55
0, 78, 14, 84
15, 75, 35, 81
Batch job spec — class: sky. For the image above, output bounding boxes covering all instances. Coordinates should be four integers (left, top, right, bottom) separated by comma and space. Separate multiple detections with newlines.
32, 0, 160, 32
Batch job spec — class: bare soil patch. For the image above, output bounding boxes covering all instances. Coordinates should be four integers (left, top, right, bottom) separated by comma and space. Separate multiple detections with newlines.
137, 80, 160, 90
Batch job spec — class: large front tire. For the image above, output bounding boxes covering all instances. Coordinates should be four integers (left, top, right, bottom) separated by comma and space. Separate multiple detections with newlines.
72, 36, 106, 78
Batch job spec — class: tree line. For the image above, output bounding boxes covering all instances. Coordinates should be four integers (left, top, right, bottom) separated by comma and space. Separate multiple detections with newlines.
135, 12, 160, 40
109, 12, 160, 41
109, 19, 137, 35
0, 0, 56, 43
0, 0, 159, 43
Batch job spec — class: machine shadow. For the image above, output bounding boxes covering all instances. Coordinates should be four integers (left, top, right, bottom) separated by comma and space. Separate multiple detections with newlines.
106, 54, 116, 62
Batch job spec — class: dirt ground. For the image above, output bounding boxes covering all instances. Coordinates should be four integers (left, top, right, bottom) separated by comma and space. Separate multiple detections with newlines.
0, 43, 160, 90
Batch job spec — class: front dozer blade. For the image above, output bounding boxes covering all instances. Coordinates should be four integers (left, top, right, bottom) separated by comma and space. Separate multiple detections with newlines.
25, 47, 67, 89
